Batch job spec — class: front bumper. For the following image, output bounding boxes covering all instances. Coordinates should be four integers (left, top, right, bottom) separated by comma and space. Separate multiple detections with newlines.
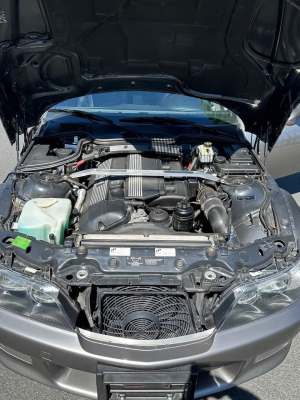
1, 300, 300, 399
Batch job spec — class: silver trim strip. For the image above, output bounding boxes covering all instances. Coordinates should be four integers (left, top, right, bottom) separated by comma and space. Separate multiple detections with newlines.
127, 154, 143, 198
90, 158, 112, 205
78, 328, 215, 346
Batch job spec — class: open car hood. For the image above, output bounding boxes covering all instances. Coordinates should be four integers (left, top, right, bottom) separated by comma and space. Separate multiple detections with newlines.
1, 0, 300, 149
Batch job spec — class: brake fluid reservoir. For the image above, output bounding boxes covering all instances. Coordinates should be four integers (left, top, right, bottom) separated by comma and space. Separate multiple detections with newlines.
18, 198, 72, 245
198, 142, 214, 163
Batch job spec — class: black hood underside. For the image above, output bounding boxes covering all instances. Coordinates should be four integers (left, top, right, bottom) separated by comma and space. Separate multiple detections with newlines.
1, 0, 300, 148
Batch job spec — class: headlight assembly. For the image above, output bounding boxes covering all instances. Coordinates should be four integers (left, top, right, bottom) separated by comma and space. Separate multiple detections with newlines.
213, 257, 300, 330
0, 266, 78, 328
0, 270, 29, 291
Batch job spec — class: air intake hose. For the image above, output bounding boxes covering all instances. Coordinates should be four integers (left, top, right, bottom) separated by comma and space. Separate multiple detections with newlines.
198, 187, 229, 235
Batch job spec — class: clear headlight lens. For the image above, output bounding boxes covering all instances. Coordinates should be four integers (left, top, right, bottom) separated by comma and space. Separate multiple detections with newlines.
0, 266, 77, 328
213, 258, 300, 330
237, 291, 259, 305
0, 270, 28, 291
30, 286, 57, 304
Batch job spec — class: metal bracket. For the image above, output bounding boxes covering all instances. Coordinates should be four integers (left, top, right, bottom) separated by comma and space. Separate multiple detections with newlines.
71, 168, 220, 182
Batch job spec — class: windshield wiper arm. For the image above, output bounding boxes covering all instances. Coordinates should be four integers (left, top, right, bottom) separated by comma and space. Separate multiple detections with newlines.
48, 109, 146, 138
119, 116, 228, 135
120, 116, 199, 126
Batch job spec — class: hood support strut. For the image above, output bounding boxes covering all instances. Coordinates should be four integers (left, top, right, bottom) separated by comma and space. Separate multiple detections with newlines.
15, 114, 19, 162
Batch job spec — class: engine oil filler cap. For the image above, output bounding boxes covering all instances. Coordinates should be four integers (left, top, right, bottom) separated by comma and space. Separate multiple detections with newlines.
149, 207, 169, 224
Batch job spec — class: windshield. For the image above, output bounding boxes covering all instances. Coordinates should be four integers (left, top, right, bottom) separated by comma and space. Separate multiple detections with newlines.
50, 91, 239, 126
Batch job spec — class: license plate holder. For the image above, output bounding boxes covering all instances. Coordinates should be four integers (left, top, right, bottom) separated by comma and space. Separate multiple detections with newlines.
97, 365, 198, 400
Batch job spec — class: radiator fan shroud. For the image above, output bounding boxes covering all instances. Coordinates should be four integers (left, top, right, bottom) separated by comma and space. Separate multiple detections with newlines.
99, 288, 194, 340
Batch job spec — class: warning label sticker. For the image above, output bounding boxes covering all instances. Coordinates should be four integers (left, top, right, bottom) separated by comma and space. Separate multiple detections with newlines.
155, 248, 176, 257
12, 236, 31, 250
109, 247, 131, 256
126, 257, 165, 267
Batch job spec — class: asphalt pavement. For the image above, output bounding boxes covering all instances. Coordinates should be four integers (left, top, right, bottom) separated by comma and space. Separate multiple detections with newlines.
0, 127, 300, 399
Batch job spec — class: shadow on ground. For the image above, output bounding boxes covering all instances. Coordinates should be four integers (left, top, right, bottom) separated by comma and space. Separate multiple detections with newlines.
200, 387, 260, 400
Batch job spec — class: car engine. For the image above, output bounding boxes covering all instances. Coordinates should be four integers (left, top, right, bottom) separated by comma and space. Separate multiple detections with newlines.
79, 154, 190, 234
0, 134, 297, 339
10, 140, 269, 243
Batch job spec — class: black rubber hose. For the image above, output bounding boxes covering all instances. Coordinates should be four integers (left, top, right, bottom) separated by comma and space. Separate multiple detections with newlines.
198, 187, 229, 235
260, 183, 276, 236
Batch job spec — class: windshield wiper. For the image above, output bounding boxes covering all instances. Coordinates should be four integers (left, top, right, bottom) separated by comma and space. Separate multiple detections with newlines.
48, 109, 146, 138
119, 116, 232, 136
120, 116, 199, 126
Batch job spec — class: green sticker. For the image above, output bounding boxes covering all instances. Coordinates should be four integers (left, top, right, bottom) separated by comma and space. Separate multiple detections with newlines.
12, 236, 32, 250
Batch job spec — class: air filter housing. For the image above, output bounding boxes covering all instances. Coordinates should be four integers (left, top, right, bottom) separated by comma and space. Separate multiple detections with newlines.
98, 287, 194, 340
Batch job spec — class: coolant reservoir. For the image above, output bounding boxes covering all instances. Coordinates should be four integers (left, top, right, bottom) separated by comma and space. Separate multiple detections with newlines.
198, 142, 214, 163
18, 198, 72, 245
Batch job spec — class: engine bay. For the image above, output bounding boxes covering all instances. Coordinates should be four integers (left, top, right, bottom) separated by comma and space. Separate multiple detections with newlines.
1, 132, 295, 339
8, 135, 270, 244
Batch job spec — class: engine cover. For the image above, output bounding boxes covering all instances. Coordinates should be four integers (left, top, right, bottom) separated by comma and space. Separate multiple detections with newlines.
79, 200, 131, 233
85, 154, 188, 209
78, 154, 189, 233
